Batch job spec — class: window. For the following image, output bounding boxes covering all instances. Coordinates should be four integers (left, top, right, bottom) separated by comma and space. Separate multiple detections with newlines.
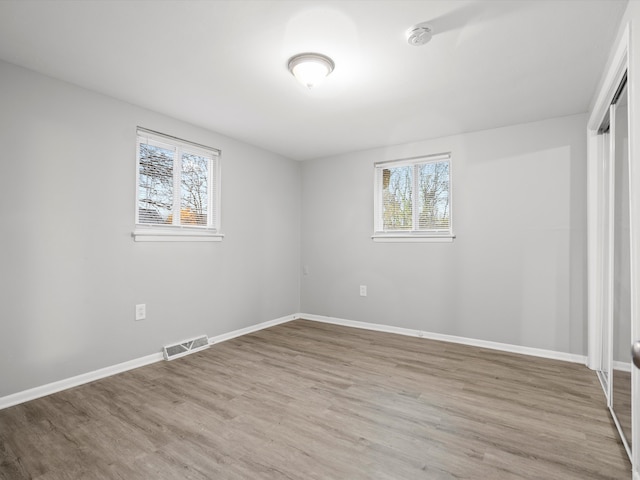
373, 153, 453, 242
134, 127, 222, 242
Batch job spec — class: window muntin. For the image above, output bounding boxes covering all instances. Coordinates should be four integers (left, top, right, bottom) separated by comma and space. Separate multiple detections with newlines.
136, 128, 220, 232
375, 154, 451, 236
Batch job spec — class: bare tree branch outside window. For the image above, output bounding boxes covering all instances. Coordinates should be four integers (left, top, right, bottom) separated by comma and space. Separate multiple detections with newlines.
138, 143, 174, 224
180, 153, 208, 226
418, 162, 449, 230
382, 166, 413, 230
138, 143, 212, 227
379, 158, 450, 232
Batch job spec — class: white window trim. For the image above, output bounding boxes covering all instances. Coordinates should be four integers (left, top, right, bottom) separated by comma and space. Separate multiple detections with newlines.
371, 233, 455, 243
132, 226, 225, 242
373, 153, 454, 243
133, 127, 222, 242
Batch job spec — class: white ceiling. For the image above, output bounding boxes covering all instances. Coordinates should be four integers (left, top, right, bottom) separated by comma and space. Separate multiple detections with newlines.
0, 0, 627, 161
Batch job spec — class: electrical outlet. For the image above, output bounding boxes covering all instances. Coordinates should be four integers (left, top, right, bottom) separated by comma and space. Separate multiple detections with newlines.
135, 304, 146, 321
359, 285, 367, 297
303, 265, 309, 276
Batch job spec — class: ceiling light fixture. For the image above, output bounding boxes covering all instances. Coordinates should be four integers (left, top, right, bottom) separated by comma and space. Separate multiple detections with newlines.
288, 52, 335, 89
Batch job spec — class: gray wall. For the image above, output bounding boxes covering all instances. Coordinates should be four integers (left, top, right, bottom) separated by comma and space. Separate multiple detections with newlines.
0, 61, 301, 397
301, 114, 588, 355
0, 57, 591, 399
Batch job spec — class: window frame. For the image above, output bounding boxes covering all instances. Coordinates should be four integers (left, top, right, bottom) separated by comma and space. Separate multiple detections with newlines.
372, 153, 454, 243
133, 127, 223, 242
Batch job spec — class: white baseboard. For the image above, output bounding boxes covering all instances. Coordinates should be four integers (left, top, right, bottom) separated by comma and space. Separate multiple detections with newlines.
0, 313, 298, 410
297, 313, 588, 365
0, 352, 164, 410
209, 314, 297, 344
0, 312, 588, 410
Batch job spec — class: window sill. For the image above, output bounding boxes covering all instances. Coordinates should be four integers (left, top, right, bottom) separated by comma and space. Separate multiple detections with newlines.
372, 233, 456, 243
133, 227, 224, 242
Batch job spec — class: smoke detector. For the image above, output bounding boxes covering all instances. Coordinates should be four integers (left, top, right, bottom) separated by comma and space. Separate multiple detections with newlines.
407, 22, 433, 46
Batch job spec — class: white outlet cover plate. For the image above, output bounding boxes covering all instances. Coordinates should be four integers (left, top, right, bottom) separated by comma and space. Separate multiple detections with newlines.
135, 304, 146, 321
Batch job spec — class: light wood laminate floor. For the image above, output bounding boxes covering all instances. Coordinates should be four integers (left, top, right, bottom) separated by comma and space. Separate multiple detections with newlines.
0, 320, 631, 479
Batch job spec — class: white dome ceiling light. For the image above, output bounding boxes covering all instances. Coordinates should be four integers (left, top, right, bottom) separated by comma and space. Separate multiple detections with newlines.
288, 52, 335, 89
407, 22, 433, 46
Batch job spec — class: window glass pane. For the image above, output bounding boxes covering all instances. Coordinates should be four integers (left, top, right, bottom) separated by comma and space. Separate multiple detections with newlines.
138, 143, 174, 224
382, 165, 413, 230
180, 152, 209, 226
418, 161, 449, 230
